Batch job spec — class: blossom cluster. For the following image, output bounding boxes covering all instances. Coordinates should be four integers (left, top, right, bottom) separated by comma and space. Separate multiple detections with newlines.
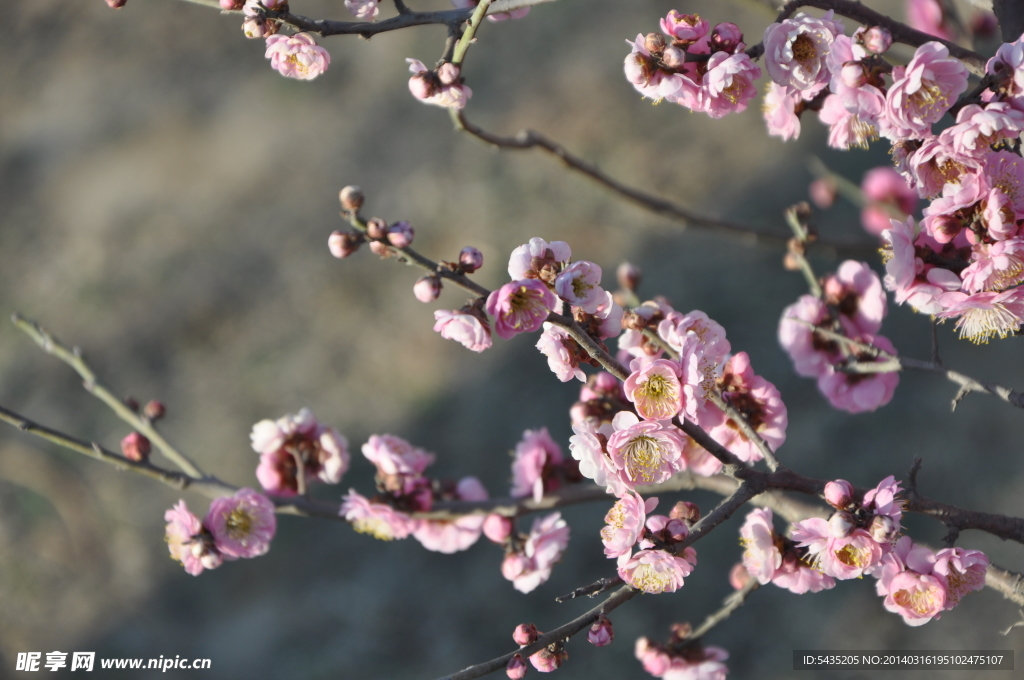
602, 494, 698, 594
636, 625, 729, 680
779, 260, 899, 413
164, 488, 277, 576
738, 477, 988, 626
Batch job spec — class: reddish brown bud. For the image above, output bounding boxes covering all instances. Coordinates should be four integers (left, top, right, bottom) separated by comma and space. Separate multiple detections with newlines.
143, 400, 166, 421
339, 185, 364, 212
365, 217, 388, 240
121, 432, 151, 462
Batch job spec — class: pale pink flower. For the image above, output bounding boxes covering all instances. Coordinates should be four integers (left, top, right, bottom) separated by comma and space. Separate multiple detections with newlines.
618, 548, 695, 594
771, 551, 835, 594
264, 33, 330, 81
340, 489, 415, 540
944, 103, 1024, 158
983, 149, 1024, 215
699, 52, 761, 119
661, 10, 709, 43
204, 488, 277, 558
625, 358, 684, 420
536, 323, 586, 382
344, 0, 379, 19
817, 334, 900, 413
884, 570, 947, 625
601, 492, 657, 559
486, 280, 557, 339
594, 291, 624, 339
606, 411, 687, 488
658, 310, 730, 363
700, 352, 787, 462
624, 34, 689, 102
762, 11, 844, 97
412, 477, 488, 553
251, 408, 349, 496
882, 217, 963, 313
906, 136, 981, 199
823, 260, 888, 335
510, 427, 564, 501
636, 637, 673, 677
906, 0, 954, 41
981, 188, 1019, 240
568, 418, 625, 496
165, 501, 221, 576
932, 547, 988, 609
793, 518, 884, 579
778, 295, 836, 378
502, 512, 570, 593
406, 59, 472, 110
362, 433, 434, 494
818, 89, 886, 151
935, 288, 1024, 342
861, 167, 917, 236
554, 260, 604, 313
988, 37, 1024, 112
433, 309, 492, 352
662, 647, 729, 680
508, 237, 571, 281
961, 238, 1024, 293
762, 82, 802, 142
885, 42, 968, 139
739, 508, 782, 584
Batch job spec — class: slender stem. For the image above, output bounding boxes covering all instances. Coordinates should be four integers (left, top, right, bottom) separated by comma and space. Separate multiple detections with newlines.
678, 578, 759, 645
451, 0, 492, 66
783, 207, 823, 299
12, 313, 206, 478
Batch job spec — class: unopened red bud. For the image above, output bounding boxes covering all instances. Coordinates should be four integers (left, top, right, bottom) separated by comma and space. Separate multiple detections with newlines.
661, 46, 686, 69
931, 214, 962, 243
366, 217, 388, 240
729, 562, 752, 590
339, 185, 364, 212
824, 479, 854, 508
513, 623, 539, 647
483, 514, 513, 543
368, 240, 391, 257
459, 246, 484, 272
529, 644, 566, 673
219, 0, 244, 8
861, 26, 892, 54
506, 654, 528, 679
669, 501, 700, 523
143, 400, 166, 421
413, 276, 441, 303
387, 221, 415, 248
408, 73, 437, 100
587, 616, 614, 647
121, 432, 151, 462
616, 262, 642, 292
328, 230, 362, 259
644, 32, 667, 54
711, 22, 743, 53
809, 178, 837, 209
106, 0, 127, 7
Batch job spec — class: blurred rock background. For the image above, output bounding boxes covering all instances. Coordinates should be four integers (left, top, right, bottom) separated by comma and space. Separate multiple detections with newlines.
0, 0, 1021, 677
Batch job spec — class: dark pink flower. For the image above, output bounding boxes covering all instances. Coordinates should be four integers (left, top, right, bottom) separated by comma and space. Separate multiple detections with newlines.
486, 280, 557, 340
165, 500, 221, 576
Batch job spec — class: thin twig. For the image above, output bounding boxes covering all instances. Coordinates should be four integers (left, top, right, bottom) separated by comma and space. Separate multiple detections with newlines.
679, 578, 759, 644
451, 0, 491, 66
12, 313, 206, 478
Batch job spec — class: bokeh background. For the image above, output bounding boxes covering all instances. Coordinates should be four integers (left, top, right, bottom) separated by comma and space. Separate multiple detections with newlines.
1, 0, 1022, 677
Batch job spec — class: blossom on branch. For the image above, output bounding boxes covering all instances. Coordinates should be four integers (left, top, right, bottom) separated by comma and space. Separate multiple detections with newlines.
204, 488, 277, 559
264, 33, 330, 81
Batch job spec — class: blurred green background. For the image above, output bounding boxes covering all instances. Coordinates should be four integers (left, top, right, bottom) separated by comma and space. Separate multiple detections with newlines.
1, 0, 1022, 677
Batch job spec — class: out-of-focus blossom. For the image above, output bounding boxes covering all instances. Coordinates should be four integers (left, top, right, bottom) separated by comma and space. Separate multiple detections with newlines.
407, 59, 472, 109
412, 477, 488, 553
502, 513, 570, 593
265, 33, 331, 80
165, 500, 221, 576
433, 309, 493, 352
340, 489, 416, 540
252, 408, 349, 496
510, 427, 564, 501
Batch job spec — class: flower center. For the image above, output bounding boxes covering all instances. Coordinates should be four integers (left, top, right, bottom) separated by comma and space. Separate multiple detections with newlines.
954, 302, 1023, 344
226, 507, 254, 540
834, 543, 870, 568
622, 435, 661, 482
791, 34, 817, 65
893, 586, 937, 616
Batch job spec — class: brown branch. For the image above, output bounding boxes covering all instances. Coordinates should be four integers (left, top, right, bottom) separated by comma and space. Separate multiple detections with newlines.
750, 0, 987, 76
678, 578, 759, 645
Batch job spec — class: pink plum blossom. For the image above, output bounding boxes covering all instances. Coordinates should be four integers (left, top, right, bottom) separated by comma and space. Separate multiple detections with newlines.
762, 11, 844, 97
662, 646, 729, 680
961, 239, 1024, 293
885, 42, 968, 140
905, 137, 981, 199
554, 260, 605, 313
433, 309, 493, 352
340, 489, 416, 540
943, 103, 1024, 158
601, 492, 657, 559
700, 352, 787, 463
406, 59, 472, 110
987, 37, 1024, 112
362, 433, 435, 494
983, 150, 1024, 215
823, 260, 888, 335
264, 33, 331, 80
884, 570, 947, 625
906, 0, 954, 41
502, 512, 570, 593
699, 52, 762, 119
486, 279, 557, 340
508, 237, 571, 282
165, 500, 221, 576
625, 358, 684, 420
624, 34, 690, 103
818, 88, 886, 151
817, 334, 900, 413
412, 477, 488, 553
204, 488, 277, 558
770, 551, 836, 594
344, 0, 379, 19
510, 427, 564, 501
762, 82, 802, 142
606, 411, 687, 488
935, 288, 1024, 343
251, 408, 349, 496
778, 295, 837, 378
795, 517, 883, 579
661, 10, 709, 43
882, 217, 963, 314
536, 323, 586, 382
740, 508, 782, 584
932, 547, 988, 608
618, 548, 695, 594
568, 418, 626, 496
861, 167, 917, 236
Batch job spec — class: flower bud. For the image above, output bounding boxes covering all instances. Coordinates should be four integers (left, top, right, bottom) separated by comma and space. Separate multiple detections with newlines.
930, 214, 962, 243
809, 178, 837, 209
459, 246, 484, 272
220, 0, 244, 8
529, 644, 566, 673
824, 479, 853, 509
242, 14, 278, 38
868, 514, 898, 543
661, 46, 687, 69
861, 26, 892, 54
840, 61, 868, 89
368, 240, 391, 257
121, 432, 151, 462
261, 0, 287, 8
669, 501, 700, 524
644, 32, 667, 54
710, 22, 743, 53
587, 616, 614, 647
408, 73, 437, 100
387, 221, 414, 248
483, 514, 513, 543
328, 230, 362, 259
124, 396, 140, 412
413, 276, 441, 302
513, 623, 539, 647
106, 0, 127, 7
970, 12, 998, 38
365, 217, 388, 240
339, 185, 364, 212
437, 62, 461, 86
506, 654, 528, 680
729, 562, 752, 590
616, 262, 642, 292
143, 400, 166, 421
828, 510, 855, 538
